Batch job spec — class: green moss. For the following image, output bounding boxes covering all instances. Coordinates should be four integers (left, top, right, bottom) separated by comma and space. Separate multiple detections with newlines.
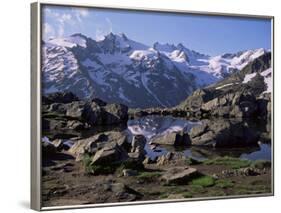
191, 176, 215, 187
82, 153, 116, 175
137, 171, 162, 182
215, 179, 234, 189
203, 156, 251, 169
182, 192, 193, 198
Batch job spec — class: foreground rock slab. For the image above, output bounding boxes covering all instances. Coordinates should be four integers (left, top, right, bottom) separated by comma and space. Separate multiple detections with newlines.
161, 166, 198, 184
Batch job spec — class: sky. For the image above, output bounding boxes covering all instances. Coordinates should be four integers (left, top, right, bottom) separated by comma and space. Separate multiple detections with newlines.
42, 5, 272, 56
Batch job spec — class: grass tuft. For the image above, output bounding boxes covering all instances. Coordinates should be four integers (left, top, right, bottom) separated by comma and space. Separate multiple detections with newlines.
215, 179, 234, 188
191, 176, 215, 187
137, 171, 162, 182
203, 156, 251, 169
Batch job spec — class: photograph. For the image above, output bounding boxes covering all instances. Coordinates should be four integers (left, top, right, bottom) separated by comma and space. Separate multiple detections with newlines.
39, 3, 273, 208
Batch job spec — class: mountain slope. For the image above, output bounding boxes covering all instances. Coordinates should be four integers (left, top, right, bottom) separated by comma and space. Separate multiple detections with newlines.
42, 33, 269, 108
177, 52, 272, 117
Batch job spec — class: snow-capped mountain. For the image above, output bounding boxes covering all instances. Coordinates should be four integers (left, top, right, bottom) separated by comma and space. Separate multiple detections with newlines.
42, 33, 269, 108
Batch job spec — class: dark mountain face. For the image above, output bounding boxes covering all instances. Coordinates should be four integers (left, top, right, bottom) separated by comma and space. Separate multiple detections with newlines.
178, 53, 272, 116
42, 33, 270, 108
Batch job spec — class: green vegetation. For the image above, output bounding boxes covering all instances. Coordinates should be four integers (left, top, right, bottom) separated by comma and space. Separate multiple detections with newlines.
159, 194, 169, 199
191, 176, 215, 187
251, 160, 271, 169
82, 153, 116, 174
203, 156, 251, 169
82, 153, 92, 173
137, 171, 162, 182
182, 192, 193, 198
215, 179, 234, 188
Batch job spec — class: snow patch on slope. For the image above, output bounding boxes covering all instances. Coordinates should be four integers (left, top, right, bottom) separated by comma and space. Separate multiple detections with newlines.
243, 73, 257, 83
47, 35, 87, 48
261, 68, 272, 93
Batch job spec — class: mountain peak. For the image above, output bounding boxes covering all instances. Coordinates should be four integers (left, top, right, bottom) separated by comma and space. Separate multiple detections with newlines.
153, 42, 177, 52
70, 33, 88, 40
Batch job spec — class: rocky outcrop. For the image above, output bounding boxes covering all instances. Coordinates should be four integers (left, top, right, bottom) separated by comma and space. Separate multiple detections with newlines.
42, 92, 79, 105
42, 93, 129, 130
189, 119, 259, 147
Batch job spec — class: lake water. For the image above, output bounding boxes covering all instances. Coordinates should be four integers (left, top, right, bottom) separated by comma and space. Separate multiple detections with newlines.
127, 115, 272, 161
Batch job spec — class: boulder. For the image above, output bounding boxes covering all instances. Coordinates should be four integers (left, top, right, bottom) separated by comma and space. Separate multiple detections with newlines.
190, 119, 259, 147
66, 120, 85, 130
91, 141, 128, 165
131, 135, 146, 153
68, 131, 130, 161
83, 102, 104, 125
65, 101, 86, 118
104, 103, 128, 124
151, 131, 191, 146
190, 123, 208, 138
161, 167, 198, 184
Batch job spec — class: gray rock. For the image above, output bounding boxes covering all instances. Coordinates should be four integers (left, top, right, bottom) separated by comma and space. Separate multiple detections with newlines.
66, 120, 85, 130
65, 101, 86, 118
92, 141, 128, 165
190, 119, 259, 147
131, 135, 146, 152
157, 152, 174, 165
69, 131, 129, 161
151, 131, 191, 146
103, 182, 141, 200
104, 103, 128, 124
161, 166, 198, 184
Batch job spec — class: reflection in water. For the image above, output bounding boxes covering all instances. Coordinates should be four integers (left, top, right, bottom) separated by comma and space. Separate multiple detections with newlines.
43, 115, 271, 162
127, 115, 200, 142
127, 115, 272, 161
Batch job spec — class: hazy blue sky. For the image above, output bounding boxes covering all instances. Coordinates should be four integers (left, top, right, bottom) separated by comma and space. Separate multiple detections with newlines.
42, 5, 271, 56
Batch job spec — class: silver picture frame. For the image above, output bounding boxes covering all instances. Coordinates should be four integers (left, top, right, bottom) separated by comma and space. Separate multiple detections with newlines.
31, 1, 275, 211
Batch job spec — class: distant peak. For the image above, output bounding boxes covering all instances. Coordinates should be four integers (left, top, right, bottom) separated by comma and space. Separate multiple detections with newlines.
118, 33, 128, 41
70, 33, 88, 39
177, 43, 186, 50
105, 32, 115, 39
153, 42, 177, 52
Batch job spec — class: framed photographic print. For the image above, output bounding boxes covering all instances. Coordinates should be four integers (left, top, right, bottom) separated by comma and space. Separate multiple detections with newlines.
31, 1, 274, 211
